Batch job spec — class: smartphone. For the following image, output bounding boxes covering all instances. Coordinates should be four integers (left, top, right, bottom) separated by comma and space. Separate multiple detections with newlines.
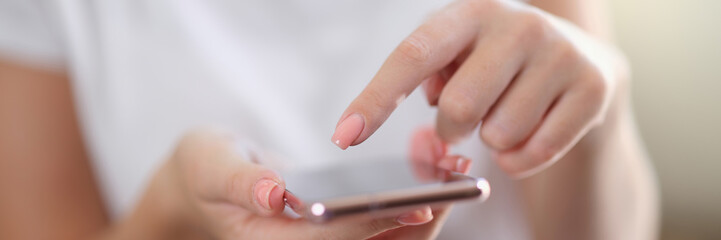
282, 158, 490, 223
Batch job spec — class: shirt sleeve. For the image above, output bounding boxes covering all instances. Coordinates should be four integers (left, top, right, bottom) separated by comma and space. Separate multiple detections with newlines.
0, 0, 65, 68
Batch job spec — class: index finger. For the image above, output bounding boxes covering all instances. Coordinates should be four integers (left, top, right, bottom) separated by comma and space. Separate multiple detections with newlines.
331, 2, 483, 149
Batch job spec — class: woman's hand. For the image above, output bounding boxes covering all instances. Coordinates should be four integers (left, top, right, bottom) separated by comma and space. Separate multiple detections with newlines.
331, 0, 628, 178
371, 126, 472, 240
112, 129, 461, 240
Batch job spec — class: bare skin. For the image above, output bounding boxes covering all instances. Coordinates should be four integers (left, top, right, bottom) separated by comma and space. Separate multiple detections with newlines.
0, 59, 456, 239
334, 0, 658, 239
1, 0, 658, 239
0, 58, 108, 240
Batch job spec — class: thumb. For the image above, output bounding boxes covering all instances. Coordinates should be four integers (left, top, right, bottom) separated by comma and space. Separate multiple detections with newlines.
174, 129, 286, 217
223, 162, 286, 217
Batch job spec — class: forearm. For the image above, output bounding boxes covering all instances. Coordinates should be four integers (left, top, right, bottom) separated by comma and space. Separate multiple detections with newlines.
0, 59, 108, 239
0, 58, 187, 240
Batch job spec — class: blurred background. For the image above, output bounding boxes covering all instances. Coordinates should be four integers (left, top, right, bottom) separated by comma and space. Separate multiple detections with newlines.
610, 0, 721, 239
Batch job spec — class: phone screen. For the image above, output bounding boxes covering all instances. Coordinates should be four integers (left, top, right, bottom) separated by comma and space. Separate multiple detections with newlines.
282, 158, 462, 202
280, 157, 487, 223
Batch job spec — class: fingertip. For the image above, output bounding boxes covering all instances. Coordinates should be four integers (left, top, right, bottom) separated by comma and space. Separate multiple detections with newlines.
457, 157, 472, 174
437, 155, 472, 174
331, 138, 348, 150
437, 155, 458, 171
331, 113, 365, 150
253, 177, 286, 215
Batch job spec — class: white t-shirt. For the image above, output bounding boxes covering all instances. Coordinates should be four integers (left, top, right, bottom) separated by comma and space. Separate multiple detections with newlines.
0, 1, 529, 238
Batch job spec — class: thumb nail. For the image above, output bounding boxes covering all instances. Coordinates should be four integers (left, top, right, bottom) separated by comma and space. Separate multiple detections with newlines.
254, 179, 280, 210
456, 157, 472, 174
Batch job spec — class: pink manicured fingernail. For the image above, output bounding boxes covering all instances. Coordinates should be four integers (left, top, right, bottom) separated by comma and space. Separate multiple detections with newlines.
331, 113, 365, 150
457, 157, 472, 173
396, 209, 433, 226
431, 134, 446, 160
254, 179, 279, 210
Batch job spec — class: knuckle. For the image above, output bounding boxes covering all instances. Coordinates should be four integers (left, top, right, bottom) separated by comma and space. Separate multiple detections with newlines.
515, 11, 549, 40
177, 127, 227, 154
174, 130, 208, 166
177, 129, 205, 151
173, 128, 232, 188
177, 133, 222, 162
480, 122, 518, 150
361, 87, 389, 111
551, 41, 580, 66
575, 68, 609, 114
224, 172, 245, 203
527, 141, 558, 164
580, 70, 611, 127
396, 33, 434, 66
439, 92, 480, 125
583, 68, 609, 99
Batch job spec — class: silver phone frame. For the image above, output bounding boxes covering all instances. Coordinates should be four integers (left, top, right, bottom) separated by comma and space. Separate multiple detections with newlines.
306, 177, 489, 222
285, 170, 490, 223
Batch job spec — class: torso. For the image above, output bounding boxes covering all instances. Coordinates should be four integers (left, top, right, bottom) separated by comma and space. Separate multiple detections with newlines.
46, 1, 529, 238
